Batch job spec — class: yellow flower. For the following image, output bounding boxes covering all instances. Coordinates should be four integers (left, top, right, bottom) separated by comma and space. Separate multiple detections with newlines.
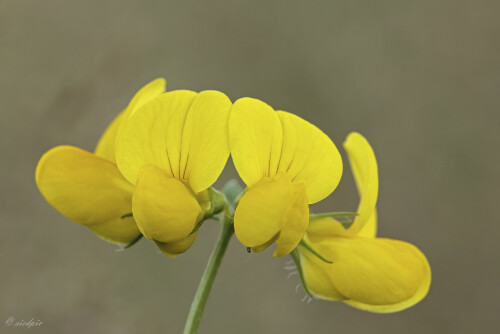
295, 132, 431, 312
229, 98, 343, 257
114, 89, 232, 257
35, 78, 166, 245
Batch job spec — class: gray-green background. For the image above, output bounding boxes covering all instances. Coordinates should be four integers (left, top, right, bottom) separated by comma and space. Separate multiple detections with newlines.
1, 1, 498, 333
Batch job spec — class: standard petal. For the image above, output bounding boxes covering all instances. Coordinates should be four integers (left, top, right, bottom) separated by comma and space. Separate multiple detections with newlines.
325, 237, 431, 312
357, 210, 377, 238
229, 98, 283, 187
277, 111, 342, 204
234, 174, 293, 248
180, 91, 232, 192
155, 232, 198, 258
118, 77, 167, 127
94, 111, 124, 163
35, 145, 140, 244
116, 90, 197, 184
343, 132, 379, 235
132, 164, 203, 243
95, 78, 166, 163
273, 181, 309, 257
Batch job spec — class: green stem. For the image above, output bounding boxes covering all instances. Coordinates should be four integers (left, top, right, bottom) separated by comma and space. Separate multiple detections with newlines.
183, 217, 234, 334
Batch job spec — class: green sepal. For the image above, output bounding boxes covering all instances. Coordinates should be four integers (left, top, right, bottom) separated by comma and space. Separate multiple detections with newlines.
190, 187, 228, 235
221, 179, 244, 210
290, 248, 312, 296
121, 212, 133, 219
299, 240, 332, 264
309, 211, 357, 227
190, 218, 207, 235
118, 213, 142, 249
122, 234, 143, 249
204, 187, 226, 218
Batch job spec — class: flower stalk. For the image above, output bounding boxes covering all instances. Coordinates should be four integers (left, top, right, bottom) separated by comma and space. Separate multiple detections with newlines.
183, 180, 241, 334
183, 215, 234, 334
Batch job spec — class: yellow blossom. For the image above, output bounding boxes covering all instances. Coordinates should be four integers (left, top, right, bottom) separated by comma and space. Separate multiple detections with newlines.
114, 89, 232, 257
35, 78, 166, 245
228, 98, 343, 257
295, 132, 431, 312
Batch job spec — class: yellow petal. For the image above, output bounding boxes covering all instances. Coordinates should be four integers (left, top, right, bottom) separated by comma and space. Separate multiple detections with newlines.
251, 234, 279, 253
299, 248, 346, 301
343, 132, 379, 235
357, 210, 377, 238
306, 217, 350, 241
117, 77, 167, 129
306, 212, 377, 239
324, 237, 431, 312
273, 181, 309, 257
94, 111, 124, 163
116, 89, 230, 188
86, 216, 139, 245
229, 98, 283, 187
234, 174, 292, 248
132, 164, 203, 243
116, 90, 197, 184
35, 145, 140, 244
277, 111, 343, 204
229, 99, 342, 204
180, 91, 232, 192
95, 78, 166, 163
155, 232, 198, 258
234, 174, 309, 256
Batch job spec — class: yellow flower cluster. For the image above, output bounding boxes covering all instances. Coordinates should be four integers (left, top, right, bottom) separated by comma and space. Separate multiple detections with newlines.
35, 78, 430, 312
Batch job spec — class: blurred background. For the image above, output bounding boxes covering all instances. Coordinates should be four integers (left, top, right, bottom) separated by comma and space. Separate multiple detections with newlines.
1, 0, 499, 333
